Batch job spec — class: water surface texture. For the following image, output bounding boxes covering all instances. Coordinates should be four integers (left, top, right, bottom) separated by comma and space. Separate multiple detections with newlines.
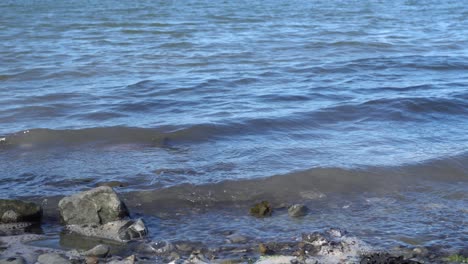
1, 0, 467, 251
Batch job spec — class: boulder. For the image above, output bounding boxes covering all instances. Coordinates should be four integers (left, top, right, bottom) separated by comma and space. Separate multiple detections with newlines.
58, 186, 129, 225
0, 199, 42, 223
65, 219, 147, 242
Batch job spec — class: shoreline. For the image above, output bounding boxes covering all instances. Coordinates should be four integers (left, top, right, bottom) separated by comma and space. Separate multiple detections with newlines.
1, 187, 466, 264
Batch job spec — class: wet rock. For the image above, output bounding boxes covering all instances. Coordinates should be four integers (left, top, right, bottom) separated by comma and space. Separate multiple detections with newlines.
175, 243, 194, 252
255, 255, 296, 264
250, 201, 272, 217
58, 186, 129, 225
288, 204, 308, 217
186, 252, 211, 264
107, 255, 135, 264
85, 256, 99, 264
360, 253, 421, 264
412, 247, 428, 257
226, 234, 248, 244
84, 244, 110, 258
0, 199, 42, 223
302, 232, 328, 247
137, 240, 174, 255
65, 219, 147, 242
37, 253, 71, 264
0, 222, 41, 236
258, 243, 274, 255
0, 257, 26, 264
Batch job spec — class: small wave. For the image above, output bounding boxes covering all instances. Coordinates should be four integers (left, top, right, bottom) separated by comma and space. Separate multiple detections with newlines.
125, 153, 468, 212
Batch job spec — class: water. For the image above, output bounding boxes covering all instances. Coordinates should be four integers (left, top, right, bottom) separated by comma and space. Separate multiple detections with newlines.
1, 0, 467, 252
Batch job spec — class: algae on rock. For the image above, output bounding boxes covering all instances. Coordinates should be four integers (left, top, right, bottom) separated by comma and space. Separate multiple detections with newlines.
250, 201, 272, 217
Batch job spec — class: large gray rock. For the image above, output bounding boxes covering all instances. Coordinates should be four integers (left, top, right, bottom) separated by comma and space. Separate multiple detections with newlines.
0, 199, 42, 223
58, 186, 129, 225
65, 219, 147, 242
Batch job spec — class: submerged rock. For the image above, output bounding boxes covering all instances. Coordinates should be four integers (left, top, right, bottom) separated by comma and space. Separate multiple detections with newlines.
0, 199, 42, 223
84, 244, 110, 258
65, 219, 147, 242
250, 201, 272, 217
288, 204, 308, 217
58, 186, 129, 225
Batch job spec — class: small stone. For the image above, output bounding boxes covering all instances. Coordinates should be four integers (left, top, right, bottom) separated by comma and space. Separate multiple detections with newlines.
169, 252, 180, 261
0, 256, 26, 264
84, 244, 110, 258
288, 204, 308, 217
259, 243, 274, 255
255, 256, 296, 264
37, 253, 71, 264
226, 234, 248, 244
85, 256, 99, 264
413, 247, 428, 256
250, 201, 272, 217
107, 255, 135, 264
175, 243, 193, 252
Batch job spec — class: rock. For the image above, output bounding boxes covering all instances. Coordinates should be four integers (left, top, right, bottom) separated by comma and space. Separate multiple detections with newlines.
0, 257, 26, 264
175, 243, 194, 252
59, 186, 129, 225
37, 253, 71, 264
360, 253, 421, 264
255, 256, 296, 264
85, 256, 99, 264
137, 240, 174, 254
412, 247, 428, 257
65, 219, 147, 242
0, 199, 42, 223
250, 201, 272, 217
258, 243, 274, 255
84, 244, 110, 258
107, 255, 135, 264
226, 234, 248, 244
0, 222, 41, 236
288, 204, 308, 217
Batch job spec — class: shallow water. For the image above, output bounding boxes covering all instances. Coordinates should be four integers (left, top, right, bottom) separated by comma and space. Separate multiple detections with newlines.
1, 0, 467, 252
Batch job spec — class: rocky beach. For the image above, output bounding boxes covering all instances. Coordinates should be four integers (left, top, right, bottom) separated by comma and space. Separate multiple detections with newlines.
1, 185, 466, 264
